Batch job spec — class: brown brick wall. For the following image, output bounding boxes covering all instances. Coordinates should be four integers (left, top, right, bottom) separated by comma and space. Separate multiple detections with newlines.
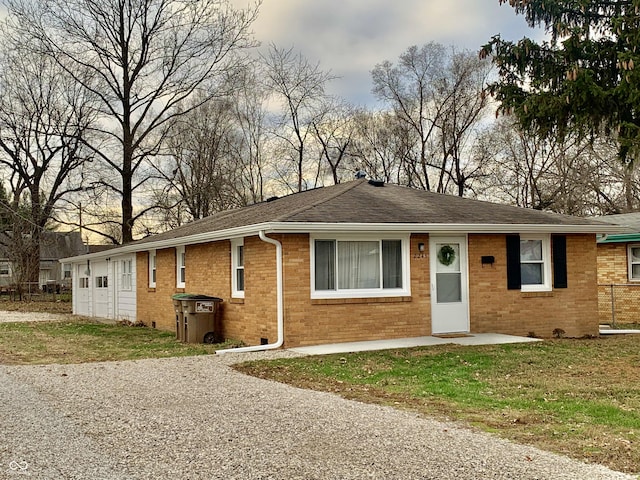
136, 248, 178, 330
597, 243, 628, 284
280, 234, 431, 347
596, 243, 640, 324
136, 237, 277, 346
469, 234, 598, 338
136, 232, 600, 347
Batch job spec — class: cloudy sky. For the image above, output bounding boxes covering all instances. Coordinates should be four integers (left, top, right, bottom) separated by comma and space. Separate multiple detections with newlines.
238, 0, 545, 106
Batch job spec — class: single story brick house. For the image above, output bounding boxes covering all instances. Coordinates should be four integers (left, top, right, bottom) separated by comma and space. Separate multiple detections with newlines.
62, 179, 619, 349
594, 213, 640, 324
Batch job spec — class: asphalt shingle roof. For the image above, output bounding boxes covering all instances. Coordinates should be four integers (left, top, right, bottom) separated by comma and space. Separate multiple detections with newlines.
595, 213, 640, 233
129, 179, 609, 248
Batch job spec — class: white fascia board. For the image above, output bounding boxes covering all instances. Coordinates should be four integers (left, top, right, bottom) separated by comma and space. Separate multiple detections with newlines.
59, 220, 620, 264
58, 223, 273, 264
266, 222, 624, 235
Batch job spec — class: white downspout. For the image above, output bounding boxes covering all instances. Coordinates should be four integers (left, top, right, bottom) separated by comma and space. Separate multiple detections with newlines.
216, 230, 284, 354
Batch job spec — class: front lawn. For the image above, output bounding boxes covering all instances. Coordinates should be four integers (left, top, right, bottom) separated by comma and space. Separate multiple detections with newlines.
0, 319, 229, 364
235, 336, 640, 474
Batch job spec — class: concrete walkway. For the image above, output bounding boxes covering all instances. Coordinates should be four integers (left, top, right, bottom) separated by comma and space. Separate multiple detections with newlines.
599, 325, 640, 335
290, 333, 541, 355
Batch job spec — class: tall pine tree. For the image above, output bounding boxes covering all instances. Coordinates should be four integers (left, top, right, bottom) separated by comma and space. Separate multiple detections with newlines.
481, 1, 640, 164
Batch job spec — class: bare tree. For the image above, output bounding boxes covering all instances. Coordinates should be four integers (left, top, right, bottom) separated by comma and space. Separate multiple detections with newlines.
477, 118, 571, 209
262, 44, 334, 192
6, 0, 260, 243
434, 50, 492, 196
371, 44, 492, 194
227, 61, 269, 204
350, 109, 415, 184
371, 43, 447, 190
311, 100, 357, 185
148, 61, 271, 227
160, 95, 246, 222
0, 31, 95, 288
475, 118, 638, 216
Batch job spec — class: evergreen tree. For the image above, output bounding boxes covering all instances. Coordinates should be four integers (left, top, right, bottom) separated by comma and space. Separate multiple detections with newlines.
481, 1, 640, 163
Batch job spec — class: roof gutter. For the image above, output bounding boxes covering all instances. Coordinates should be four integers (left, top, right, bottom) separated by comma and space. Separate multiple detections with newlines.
265, 222, 625, 235
60, 221, 625, 264
58, 223, 276, 263
216, 230, 284, 354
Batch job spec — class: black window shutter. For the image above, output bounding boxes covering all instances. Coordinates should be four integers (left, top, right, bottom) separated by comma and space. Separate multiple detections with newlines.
552, 235, 568, 288
506, 234, 521, 290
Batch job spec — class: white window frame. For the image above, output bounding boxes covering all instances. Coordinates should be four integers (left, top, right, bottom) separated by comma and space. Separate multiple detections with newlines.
231, 238, 245, 298
520, 234, 552, 292
176, 246, 186, 289
627, 244, 640, 281
310, 233, 411, 299
148, 250, 157, 288
121, 259, 133, 291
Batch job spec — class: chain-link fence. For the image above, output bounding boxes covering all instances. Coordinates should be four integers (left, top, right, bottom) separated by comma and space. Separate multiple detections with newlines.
598, 284, 640, 326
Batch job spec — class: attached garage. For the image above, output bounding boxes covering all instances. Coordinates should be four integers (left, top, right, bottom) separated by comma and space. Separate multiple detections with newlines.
67, 255, 136, 322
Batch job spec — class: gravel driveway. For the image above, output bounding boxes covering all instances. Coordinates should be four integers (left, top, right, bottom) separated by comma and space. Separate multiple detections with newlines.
0, 350, 635, 480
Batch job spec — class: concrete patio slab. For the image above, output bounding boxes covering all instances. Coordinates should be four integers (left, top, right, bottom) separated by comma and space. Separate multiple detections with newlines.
289, 333, 541, 355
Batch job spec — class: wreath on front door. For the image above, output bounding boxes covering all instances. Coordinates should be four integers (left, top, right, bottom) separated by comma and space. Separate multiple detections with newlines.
437, 245, 456, 266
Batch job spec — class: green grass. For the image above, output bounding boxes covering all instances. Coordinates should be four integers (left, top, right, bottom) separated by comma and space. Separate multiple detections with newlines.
236, 336, 640, 474
0, 319, 232, 364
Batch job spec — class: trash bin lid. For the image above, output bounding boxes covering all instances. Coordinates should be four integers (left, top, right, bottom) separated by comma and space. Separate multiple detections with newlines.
171, 293, 223, 302
171, 293, 193, 300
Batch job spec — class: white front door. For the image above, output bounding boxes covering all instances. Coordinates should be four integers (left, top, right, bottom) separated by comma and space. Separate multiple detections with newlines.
430, 236, 469, 334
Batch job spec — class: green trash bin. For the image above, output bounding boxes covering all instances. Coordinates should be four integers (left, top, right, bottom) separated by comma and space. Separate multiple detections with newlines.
172, 294, 222, 343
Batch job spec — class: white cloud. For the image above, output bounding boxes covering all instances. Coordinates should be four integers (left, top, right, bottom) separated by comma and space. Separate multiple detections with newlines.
241, 0, 545, 106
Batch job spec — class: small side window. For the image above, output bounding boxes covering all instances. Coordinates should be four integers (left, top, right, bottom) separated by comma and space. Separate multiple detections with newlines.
149, 250, 157, 288
121, 259, 132, 290
231, 238, 245, 298
176, 246, 186, 288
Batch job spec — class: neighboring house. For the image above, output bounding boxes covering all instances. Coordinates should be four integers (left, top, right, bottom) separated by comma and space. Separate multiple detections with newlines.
61, 179, 619, 347
595, 213, 640, 324
0, 231, 87, 292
